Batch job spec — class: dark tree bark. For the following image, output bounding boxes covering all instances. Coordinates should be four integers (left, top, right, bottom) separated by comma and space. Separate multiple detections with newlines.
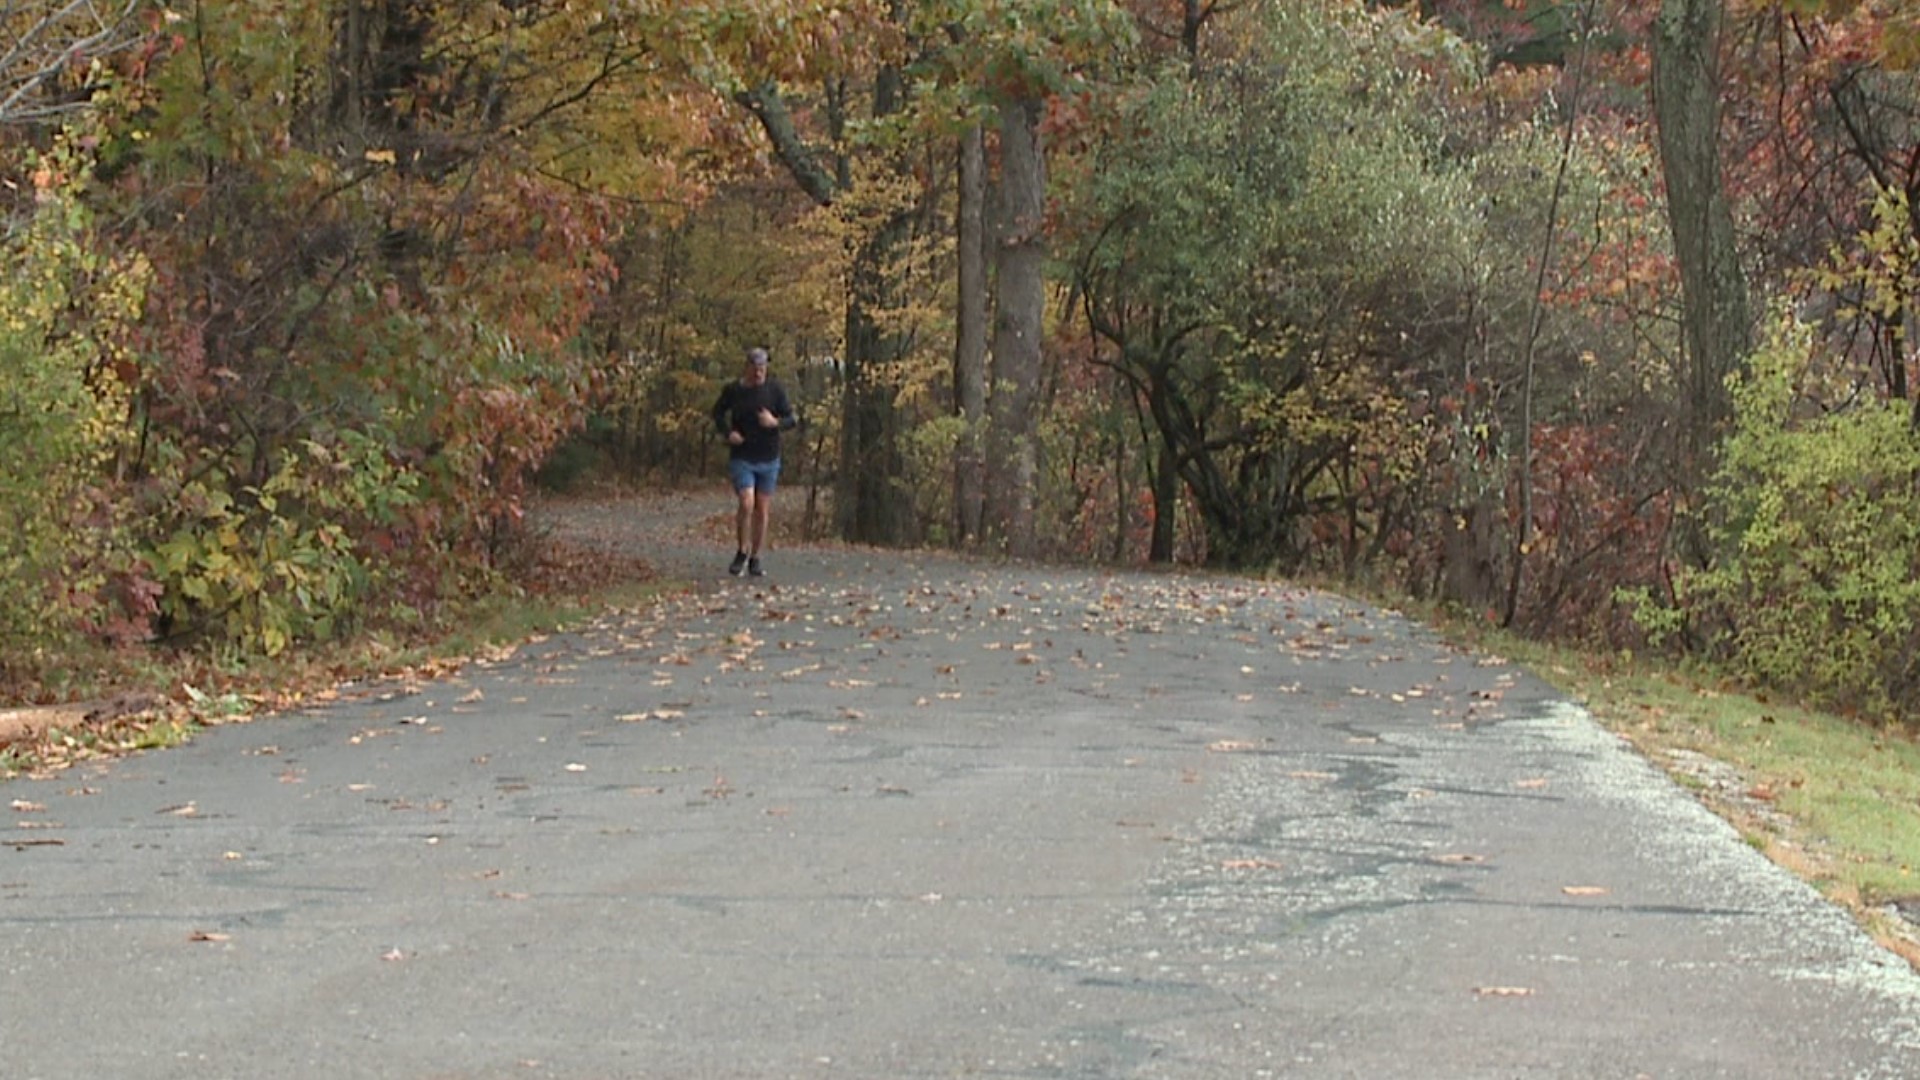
984, 94, 1045, 557
1651, 0, 1752, 475
1150, 437, 1178, 563
953, 121, 989, 545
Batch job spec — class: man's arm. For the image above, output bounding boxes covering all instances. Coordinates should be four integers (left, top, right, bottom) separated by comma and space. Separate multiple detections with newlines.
712, 384, 735, 436
771, 382, 798, 430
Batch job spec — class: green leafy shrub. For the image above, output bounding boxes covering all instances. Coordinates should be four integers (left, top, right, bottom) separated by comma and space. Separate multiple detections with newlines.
142, 432, 424, 656
1674, 311, 1920, 717
0, 129, 147, 677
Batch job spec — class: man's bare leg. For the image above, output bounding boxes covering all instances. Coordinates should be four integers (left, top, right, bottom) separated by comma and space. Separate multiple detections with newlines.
750, 493, 773, 556
735, 486, 754, 553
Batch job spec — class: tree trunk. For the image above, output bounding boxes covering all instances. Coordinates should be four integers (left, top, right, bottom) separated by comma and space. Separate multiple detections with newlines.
985, 95, 1045, 558
1651, 0, 1751, 476
840, 210, 917, 545
953, 122, 989, 546
1149, 435, 1177, 563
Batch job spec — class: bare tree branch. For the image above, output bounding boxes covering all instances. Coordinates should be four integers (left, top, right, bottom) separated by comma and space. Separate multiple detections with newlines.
735, 79, 838, 206
0, 0, 147, 126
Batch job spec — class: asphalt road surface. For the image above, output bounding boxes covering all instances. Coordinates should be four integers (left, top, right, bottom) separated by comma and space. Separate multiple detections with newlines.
4, 493, 1918, 1079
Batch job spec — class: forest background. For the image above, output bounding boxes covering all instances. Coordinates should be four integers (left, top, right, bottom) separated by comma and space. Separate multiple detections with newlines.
7, 0, 1920, 934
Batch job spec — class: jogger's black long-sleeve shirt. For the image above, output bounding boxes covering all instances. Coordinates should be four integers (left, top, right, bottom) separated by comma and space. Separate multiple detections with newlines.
712, 378, 796, 463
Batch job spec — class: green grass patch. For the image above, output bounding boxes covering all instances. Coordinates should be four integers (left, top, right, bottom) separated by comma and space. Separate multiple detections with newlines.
1566, 663, 1920, 904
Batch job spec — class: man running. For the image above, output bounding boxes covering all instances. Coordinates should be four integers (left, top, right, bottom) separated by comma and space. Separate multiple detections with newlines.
711, 346, 797, 577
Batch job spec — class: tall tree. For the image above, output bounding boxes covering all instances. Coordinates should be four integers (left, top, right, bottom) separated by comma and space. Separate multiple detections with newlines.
1068, 1, 1482, 569
1652, 0, 1752, 472
984, 93, 1045, 554
953, 118, 989, 544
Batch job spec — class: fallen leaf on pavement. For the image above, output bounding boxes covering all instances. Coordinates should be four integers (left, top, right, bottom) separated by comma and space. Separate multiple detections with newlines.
1221, 858, 1283, 870
1473, 986, 1533, 997
1561, 885, 1609, 896
1207, 740, 1258, 753
188, 931, 231, 943
381, 948, 407, 962
9, 800, 45, 813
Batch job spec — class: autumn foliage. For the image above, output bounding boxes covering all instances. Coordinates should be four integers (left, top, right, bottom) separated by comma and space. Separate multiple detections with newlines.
6, 0, 1920, 724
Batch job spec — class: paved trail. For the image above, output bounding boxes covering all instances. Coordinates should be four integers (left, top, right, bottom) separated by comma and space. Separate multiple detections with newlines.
3, 492, 1918, 1079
